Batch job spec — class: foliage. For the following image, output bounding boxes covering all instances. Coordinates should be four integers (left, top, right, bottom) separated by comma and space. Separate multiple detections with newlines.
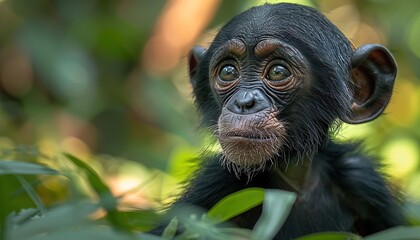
1, 153, 420, 240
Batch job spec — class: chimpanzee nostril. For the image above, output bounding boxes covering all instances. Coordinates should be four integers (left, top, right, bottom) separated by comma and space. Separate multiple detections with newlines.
236, 91, 256, 110
225, 89, 270, 114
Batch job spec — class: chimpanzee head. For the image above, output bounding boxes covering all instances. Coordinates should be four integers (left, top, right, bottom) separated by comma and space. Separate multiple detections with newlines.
188, 3, 396, 177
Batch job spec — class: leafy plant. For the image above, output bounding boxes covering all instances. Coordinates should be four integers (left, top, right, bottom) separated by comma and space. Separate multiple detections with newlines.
1, 153, 420, 240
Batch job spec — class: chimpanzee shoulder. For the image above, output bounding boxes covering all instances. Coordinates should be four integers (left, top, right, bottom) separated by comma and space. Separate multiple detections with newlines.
312, 141, 405, 235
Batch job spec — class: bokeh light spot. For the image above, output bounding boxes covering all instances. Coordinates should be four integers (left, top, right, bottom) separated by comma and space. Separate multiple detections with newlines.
382, 138, 419, 179
334, 122, 372, 141
386, 79, 419, 126
142, 0, 220, 74
60, 137, 91, 158
168, 142, 199, 182
407, 13, 420, 58
248, 0, 313, 7
0, 49, 33, 97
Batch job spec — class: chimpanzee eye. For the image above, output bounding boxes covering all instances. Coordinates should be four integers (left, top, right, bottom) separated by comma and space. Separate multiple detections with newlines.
219, 65, 239, 82
267, 64, 291, 81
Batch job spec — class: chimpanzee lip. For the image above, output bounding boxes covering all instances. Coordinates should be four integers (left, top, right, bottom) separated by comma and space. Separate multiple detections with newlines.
222, 131, 272, 141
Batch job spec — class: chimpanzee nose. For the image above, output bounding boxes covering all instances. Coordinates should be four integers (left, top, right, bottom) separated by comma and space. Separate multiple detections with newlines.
226, 89, 270, 114
236, 91, 255, 109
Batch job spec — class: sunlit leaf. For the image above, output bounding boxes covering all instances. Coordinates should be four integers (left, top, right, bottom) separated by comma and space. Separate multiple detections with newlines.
0, 160, 58, 176
295, 232, 361, 240
116, 210, 162, 232
251, 189, 296, 240
64, 154, 115, 207
64, 154, 129, 232
206, 188, 264, 223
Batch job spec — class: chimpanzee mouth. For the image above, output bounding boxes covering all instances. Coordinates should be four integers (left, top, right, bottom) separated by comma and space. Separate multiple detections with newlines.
223, 131, 273, 141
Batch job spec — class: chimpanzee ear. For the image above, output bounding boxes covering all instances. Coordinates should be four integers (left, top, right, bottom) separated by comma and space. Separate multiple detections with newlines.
342, 44, 397, 124
188, 46, 206, 79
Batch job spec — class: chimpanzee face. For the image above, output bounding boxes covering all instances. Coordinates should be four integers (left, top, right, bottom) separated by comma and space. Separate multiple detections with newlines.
188, 4, 396, 177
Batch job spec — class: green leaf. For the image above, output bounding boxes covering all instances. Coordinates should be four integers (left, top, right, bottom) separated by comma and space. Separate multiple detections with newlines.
15, 176, 46, 214
295, 232, 362, 240
117, 210, 162, 232
251, 189, 296, 240
8, 208, 38, 225
364, 226, 420, 240
0, 160, 58, 176
18, 227, 139, 240
64, 154, 129, 232
9, 201, 99, 239
206, 188, 264, 224
64, 154, 112, 203
219, 228, 253, 239
137, 233, 166, 240
404, 202, 420, 225
162, 217, 178, 239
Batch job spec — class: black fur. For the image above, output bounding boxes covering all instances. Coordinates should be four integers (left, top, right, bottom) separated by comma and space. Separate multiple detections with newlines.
174, 142, 403, 239
152, 3, 404, 239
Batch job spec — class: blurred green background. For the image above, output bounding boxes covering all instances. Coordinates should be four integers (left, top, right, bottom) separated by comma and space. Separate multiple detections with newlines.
0, 0, 419, 210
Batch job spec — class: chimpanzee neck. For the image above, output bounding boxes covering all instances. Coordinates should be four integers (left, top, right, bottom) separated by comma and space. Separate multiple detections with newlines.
270, 157, 312, 192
